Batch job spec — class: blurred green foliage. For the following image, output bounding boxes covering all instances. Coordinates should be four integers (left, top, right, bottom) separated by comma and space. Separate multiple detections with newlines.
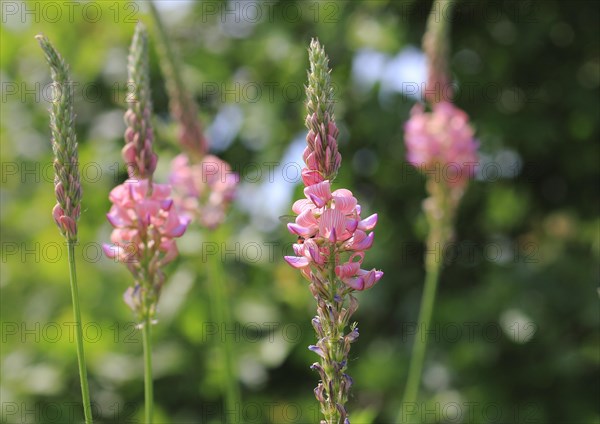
1, 1, 598, 423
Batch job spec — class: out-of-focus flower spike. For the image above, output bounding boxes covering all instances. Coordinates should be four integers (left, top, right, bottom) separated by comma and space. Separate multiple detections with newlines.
148, 1, 207, 158
104, 179, 188, 319
36, 34, 81, 242
423, 0, 456, 103
404, 101, 478, 188
125, 22, 157, 180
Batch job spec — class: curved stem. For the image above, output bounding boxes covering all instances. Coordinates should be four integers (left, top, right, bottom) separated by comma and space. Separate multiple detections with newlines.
142, 315, 154, 424
67, 240, 94, 423
207, 228, 241, 423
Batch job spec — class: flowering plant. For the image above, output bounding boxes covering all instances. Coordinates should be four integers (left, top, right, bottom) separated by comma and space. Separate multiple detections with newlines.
284, 39, 383, 424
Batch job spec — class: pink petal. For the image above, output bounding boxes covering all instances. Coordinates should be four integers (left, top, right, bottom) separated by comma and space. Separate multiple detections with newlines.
161, 199, 174, 211
333, 196, 357, 215
106, 210, 127, 227
296, 208, 319, 228
329, 227, 337, 243
292, 199, 314, 214
287, 223, 313, 237
305, 151, 318, 169
335, 261, 360, 279
284, 256, 310, 269
102, 243, 120, 259
346, 219, 359, 233
160, 240, 179, 265
166, 222, 187, 238
52, 204, 64, 223
292, 243, 305, 256
358, 214, 378, 231
304, 181, 331, 208
301, 169, 324, 187
350, 231, 374, 251
307, 242, 324, 265
343, 276, 365, 291
360, 269, 384, 290
319, 209, 346, 241
150, 182, 171, 199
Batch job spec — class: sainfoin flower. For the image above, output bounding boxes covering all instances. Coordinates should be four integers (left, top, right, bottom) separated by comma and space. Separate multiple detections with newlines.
169, 154, 238, 229
104, 23, 188, 320
104, 180, 188, 315
284, 180, 382, 291
285, 38, 383, 424
404, 101, 478, 186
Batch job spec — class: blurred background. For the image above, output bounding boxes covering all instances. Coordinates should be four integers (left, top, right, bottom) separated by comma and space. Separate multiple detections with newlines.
1, 1, 598, 423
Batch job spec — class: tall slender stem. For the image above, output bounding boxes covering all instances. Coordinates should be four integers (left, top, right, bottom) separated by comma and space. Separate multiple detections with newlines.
142, 315, 154, 424
207, 228, 241, 423
401, 251, 442, 409
67, 240, 94, 424
400, 182, 450, 422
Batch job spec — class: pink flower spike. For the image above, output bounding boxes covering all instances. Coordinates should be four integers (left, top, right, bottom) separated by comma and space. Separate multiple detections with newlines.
105, 178, 187, 278
169, 153, 237, 229
358, 214, 378, 231
404, 101, 478, 186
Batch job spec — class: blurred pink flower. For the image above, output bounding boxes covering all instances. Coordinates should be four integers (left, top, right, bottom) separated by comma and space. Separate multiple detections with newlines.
103, 179, 189, 290
404, 101, 478, 186
169, 153, 238, 229
284, 180, 383, 291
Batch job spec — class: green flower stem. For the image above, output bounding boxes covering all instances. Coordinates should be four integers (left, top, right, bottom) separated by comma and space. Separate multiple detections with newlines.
400, 180, 453, 421
207, 228, 241, 423
142, 315, 154, 424
67, 240, 94, 424
326, 250, 343, 424
400, 245, 442, 411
